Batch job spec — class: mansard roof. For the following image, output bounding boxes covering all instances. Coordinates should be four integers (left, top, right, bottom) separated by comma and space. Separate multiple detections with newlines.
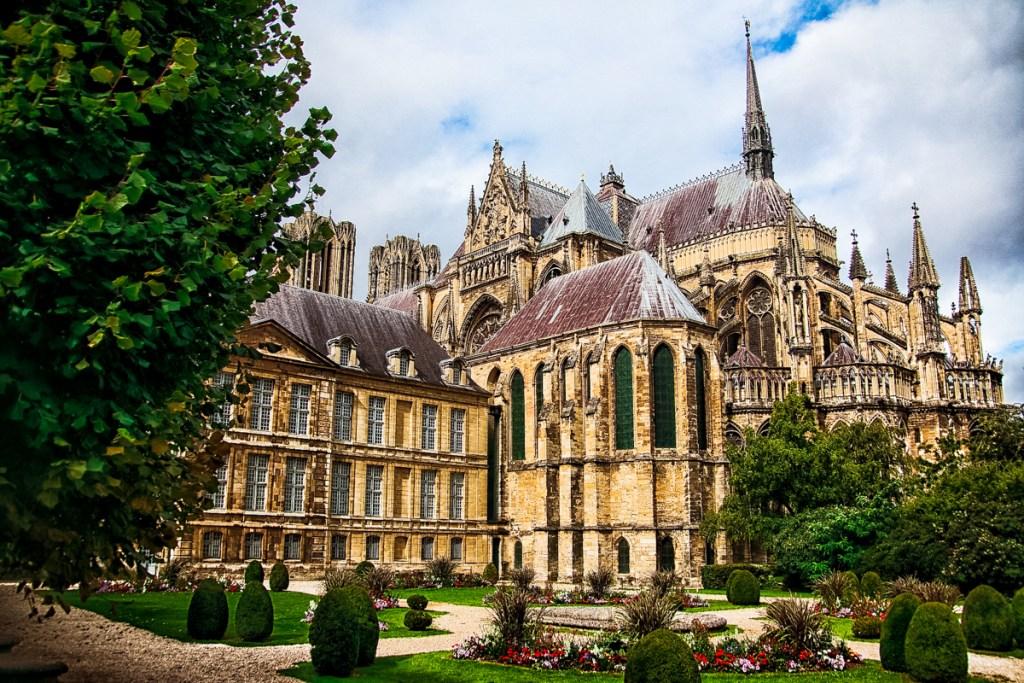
373, 286, 419, 317
252, 285, 475, 389
627, 164, 807, 252
478, 251, 705, 353
539, 179, 624, 247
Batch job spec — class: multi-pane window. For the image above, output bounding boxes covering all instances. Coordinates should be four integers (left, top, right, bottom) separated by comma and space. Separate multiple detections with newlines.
614, 347, 634, 449
366, 535, 380, 561
421, 536, 434, 561
449, 472, 465, 519
283, 533, 301, 560
333, 391, 353, 441
452, 365, 463, 385
339, 339, 353, 366
364, 464, 384, 517
330, 461, 351, 515
283, 457, 306, 513
421, 405, 437, 450
245, 532, 263, 560
420, 470, 437, 520
511, 371, 525, 460
331, 534, 347, 561
652, 345, 676, 448
288, 383, 311, 435
213, 372, 234, 427
449, 408, 465, 453
201, 531, 222, 559
211, 465, 227, 509
250, 378, 275, 431
245, 454, 269, 511
368, 396, 385, 445
398, 350, 410, 376
450, 537, 463, 561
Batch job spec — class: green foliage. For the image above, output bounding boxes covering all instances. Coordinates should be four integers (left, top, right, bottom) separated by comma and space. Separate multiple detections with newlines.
904, 602, 968, 683
186, 578, 227, 640
488, 586, 541, 649
235, 581, 273, 642
1013, 587, 1024, 646
725, 569, 760, 605
586, 566, 615, 599
269, 561, 289, 592
624, 628, 699, 683
699, 563, 773, 590
426, 556, 458, 588
354, 561, 375, 578
763, 599, 833, 652
0, 0, 334, 592
481, 563, 498, 585
337, 585, 378, 667
841, 570, 861, 605
968, 406, 1024, 462
962, 585, 1014, 652
403, 609, 432, 631
309, 588, 361, 676
321, 567, 362, 597
616, 590, 677, 641
860, 571, 883, 598
406, 594, 428, 611
815, 570, 854, 612
852, 615, 882, 639
879, 592, 920, 672
244, 561, 264, 584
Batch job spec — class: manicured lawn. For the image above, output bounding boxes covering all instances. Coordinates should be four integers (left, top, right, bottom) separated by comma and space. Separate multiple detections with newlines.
390, 586, 494, 607
694, 588, 816, 599
826, 617, 876, 643
684, 599, 751, 612
378, 608, 449, 639
59, 589, 314, 646
281, 654, 904, 682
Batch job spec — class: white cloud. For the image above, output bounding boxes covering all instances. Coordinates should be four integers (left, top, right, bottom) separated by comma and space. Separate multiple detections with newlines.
290, 0, 1024, 400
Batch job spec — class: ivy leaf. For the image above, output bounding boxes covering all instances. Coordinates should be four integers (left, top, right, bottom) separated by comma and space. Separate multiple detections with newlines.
89, 65, 116, 85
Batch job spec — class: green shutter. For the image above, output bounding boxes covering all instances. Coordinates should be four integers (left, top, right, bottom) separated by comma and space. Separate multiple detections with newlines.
511, 372, 525, 460
695, 348, 708, 450
653, 345, 676, 448
614, 348, 634, 449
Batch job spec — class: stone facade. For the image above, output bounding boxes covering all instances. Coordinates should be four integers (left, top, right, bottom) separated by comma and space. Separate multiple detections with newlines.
283, 211, 356, 298
367, 235, 441, 303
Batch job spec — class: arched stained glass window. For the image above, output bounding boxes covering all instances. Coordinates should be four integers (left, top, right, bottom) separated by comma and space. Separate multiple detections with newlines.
614, 347, 634, 449
695, 348, 708, 450
652, 345, 676, 448
617, 538, 630, 574
511, 371, 525, 460
513, 540, 523, 569
534, 365, 545, 421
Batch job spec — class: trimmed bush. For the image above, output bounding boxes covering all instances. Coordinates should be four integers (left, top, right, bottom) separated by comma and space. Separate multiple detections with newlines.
309, 588, 362, 676
879, 592, 920, 672
624, 628, 699, 683
962, 585, 1014, 652
860, 571, 883, 598
404, 609, 433, 631
235, 581, 274, 642
244, 560, 264, 584
482, 562, 498, 585
700, 563, 774, 590
852, 615, 882, 639
407, 594, 428, 611
840, 570, 860, 605
726, 569, 760, 605
268, 561, 289, 592
904, 602, 968, 683
186, 578, 228, 640
1013, 587, 1024, 646
339, 584, 379, 667
355, 560, 375, 578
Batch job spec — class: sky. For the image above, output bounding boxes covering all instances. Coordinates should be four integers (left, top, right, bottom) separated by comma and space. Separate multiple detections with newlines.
288, 0, 1024, 401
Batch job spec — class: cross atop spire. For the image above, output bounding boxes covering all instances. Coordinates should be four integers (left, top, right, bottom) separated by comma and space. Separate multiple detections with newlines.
883, 249, 901, 295
848, 229, 868, 281
743, 21, 774, 180
908, 202, 940, 290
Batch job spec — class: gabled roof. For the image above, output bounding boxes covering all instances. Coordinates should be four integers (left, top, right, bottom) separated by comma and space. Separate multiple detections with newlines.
539, 180, 623, 247
725, 345, 764, 368
823, 341, 861, 366
627, 165, 807, 252
478, 251, 705, 353
251, 285, 477, 389
506, 168, 569, 223
373, 286, 419, 318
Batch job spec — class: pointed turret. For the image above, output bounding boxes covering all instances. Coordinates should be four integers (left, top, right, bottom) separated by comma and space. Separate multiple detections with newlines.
699, 246, 716, 289
520, 160, 529, 204
883, 250, 901, 295
742, 20, 774, 180
908, 202, 940, 290
958, 256, 981, 314
778, 192, 805, 276
466, 185, 477, 224
848, 230, 868, 281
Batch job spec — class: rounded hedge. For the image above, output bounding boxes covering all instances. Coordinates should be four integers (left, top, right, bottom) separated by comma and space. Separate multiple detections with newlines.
268, 561, 289, 592
338, 584, 379, 667
403, 609, 432, 631
860, 571, 883, 598
726, 569, 760, 605
309, 588, 362, 676
482, 563, 498, 585
235, 581, 274, 642
407, 594, 428, 611
186, 578, 228, 640
244, 560, 264, 584
962, 584, 1014, 652
852, 615, 882, 639
840, 570, 860, 605
355, 560, 375, 578
1013, 587, 1024, 646
624, 628, 699, 683
879, 592, 921, 672
905, 602, 968, 683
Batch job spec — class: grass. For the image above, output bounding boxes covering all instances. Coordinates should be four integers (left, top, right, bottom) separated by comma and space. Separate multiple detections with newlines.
59, 589, 314, 646
378, 608, 448, 639
694, 587, 816, 599
825, 617, 877, 643
281, 654, 905, 682
683, 599, 752, 612
390, 586, 494, 607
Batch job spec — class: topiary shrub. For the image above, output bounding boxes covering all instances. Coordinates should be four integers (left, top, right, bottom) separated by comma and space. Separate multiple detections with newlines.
1013, 587, 1024, 647
338, 584, 379, 666
244, 560, 264, 584
726, 569, 760, 605
860, 571, 883, 598
624, 628, 699, 683
482, 562, 498, 585
403, 609, 432, 631
355, 560, 375, 578
879, 592, 920, 672
309, 587, 362, 676
840, 570, 861, 605
904, 602, 968, 683
407, 594, 428, 611
962, 584, 1014, 652
699, 563, 774, 590
235, 580, 274, 642
186, 578, 228, 640
268, 561, 289, 592
852, 615, 882, 639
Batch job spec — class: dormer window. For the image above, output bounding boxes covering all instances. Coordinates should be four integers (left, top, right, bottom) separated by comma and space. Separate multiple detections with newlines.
440, 358, 467, 386
327, 336, 359, 369
386, 347, 416, 378
339, 339, 353, 366
399, 350, 411, 376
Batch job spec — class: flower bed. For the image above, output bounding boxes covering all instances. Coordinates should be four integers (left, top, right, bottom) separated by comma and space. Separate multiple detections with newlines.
453, 631, 628, 673
93, 575, 240, 594
688, 635, 860, 674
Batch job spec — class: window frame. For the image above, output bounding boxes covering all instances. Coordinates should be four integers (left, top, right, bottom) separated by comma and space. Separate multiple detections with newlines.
283, 533, 301, 561
201, 530, 223, 560
333, 390, 354, 441
449, 407, 465, 453
244, 454, 269, 511
364, 464, 384, 517
330, 533, 347, 561
250, 377, 275, 431
283, 456, 306, 513
244, 531, 263, 560
420, 469, 437, 520
366, 534, 380, 561
421, 536, 435, 561
368, 396, 386, 445
449, 471, 465, 520
287, 383, 312, 435
421, 404, 438, 450
330, 460, 351, 516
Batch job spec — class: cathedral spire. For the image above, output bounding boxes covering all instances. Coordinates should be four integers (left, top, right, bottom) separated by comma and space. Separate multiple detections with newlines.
958, 256, 981, 314
883, 249, 901, 295
742, 20, 774, 180
467, 185, 477, 222
908, 202, 940, 290
848, 230, 868, 281
520, 160, 529, 204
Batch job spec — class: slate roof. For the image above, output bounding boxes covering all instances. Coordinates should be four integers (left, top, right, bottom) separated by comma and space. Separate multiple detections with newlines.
627, 164, 807, 252
478, 251, 705, 353
252, 285, 472, 389
507, 169, 570, 220
724, 345, 764, 368
373, 286, 419, 317
539, 180, 624, 247
822, 341, 861, 366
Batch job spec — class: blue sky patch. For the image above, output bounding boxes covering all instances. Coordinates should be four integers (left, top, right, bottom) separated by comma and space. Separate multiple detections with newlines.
441, 112, 473, 134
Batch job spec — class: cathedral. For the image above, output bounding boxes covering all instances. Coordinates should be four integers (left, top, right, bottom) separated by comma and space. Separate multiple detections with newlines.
179, 26, 1003, 584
